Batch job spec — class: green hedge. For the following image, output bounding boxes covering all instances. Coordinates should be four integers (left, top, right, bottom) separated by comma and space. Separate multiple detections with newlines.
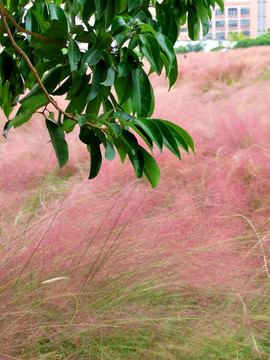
234, 33, 270, 49
175, 42, 204, 54
211, 45, 226, 52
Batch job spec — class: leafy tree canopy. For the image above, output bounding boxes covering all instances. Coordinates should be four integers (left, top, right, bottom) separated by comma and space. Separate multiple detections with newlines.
0, 0, 223, 187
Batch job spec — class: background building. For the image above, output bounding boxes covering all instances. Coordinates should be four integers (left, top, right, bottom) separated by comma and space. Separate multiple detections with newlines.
180, 0, 270, 41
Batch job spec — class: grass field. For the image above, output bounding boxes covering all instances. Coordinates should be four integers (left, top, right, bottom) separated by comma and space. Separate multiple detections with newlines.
1, 47, 270, 359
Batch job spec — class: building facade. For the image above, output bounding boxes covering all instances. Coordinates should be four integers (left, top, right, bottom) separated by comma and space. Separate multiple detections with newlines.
180, 0, 270, 41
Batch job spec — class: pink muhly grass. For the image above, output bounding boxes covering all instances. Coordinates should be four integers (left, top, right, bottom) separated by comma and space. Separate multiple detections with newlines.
1, 47, 270, 358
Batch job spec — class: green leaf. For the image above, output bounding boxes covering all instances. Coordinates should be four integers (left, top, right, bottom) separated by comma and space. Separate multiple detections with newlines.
18, 93, 48, 114
67, 74, 90, 99
156, 32, 175, 68
46, 119, 69, 169
96, 30, 113, 50
116, 145, 127, 163
195, 0, 209, 22
2, 120, 11, 139
100, 66, 115, 86
30, 10, 50, 32
65, 82, 90, 113
20, 66, 65, 103
168, 56, 178, 89
11, 113, 32, 129
95, 0, 108, 19
202, 19, 210, 36
82, 47, 103, 66
88, 130, 102, 179
121, 98, 133, 114
87, 62, 104, 101
118, 57, 135, 77
121, 129, 138, 155
135, 118, 163, 152
156, 11, 179, 45
118, 0, 127, 13
139, 34, 161, 75
52, 76, 72, 95
188, 7, 200, 40
111, 16, 131, 36
114, 73, 133, 105
128, 149, 144, 178
161, 120, 195, 154
120, 120, 153, 151
160, 52, 170, 78
77, 114, 88, 127
62, 118, 77, 133
140, 146, 160, 188
77, 113, 97, 127
0, 51, 14, 82
109, 123, 122, 138
155, 120, 180, 159
75, 30, 96, 43
39, 20, 67, 41
104, 0, 118, 29
32, 60, 59, 80
131, 68, 153, 117
47, 3, 68, 30
68, 38, 81, 72
86, 92, 103, 116
82, 1, 96, 22
105, 139, 115, 160
9, 94, 48, 129
167, 127, 189, 153
9, 0, 19, 13
139, 23, 156, 36
31, 41, 65, 61
215, 0, 224, 13
115, 30, 132, 48
79, 125, 92, 144
73, 0, 87, 14
0, 81, 13, 118
93, 127, 106, 146
128, 0, 140, 12
103, 98, 114, 112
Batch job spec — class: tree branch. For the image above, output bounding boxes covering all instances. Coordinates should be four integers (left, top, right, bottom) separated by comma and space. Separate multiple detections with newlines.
0, 3, 66, 46
0, 2, 108, 131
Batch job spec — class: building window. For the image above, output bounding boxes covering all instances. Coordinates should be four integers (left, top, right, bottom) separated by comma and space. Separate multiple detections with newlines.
216, 20, 225, 28
216, 32, 225, 40
228, 8, 237, 16
181, 27, 187, 33
263, 17, 266, 32
242, 31, 250, 37
203, 32, 212, 40
241, 7, 250, 15
229, 20, 238, 28
241, 19, 250, 27
216, 8, 222, 16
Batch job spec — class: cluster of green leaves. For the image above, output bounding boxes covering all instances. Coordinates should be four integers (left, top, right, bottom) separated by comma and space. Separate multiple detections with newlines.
175, 41, 204, 54
234, 32, 270, 49
210, 45, 226, 52
227, 31, 247, 43
0, 0, 223, 187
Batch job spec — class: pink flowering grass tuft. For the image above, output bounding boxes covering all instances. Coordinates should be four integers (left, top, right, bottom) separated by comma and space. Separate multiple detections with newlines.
1, 47, 270, 358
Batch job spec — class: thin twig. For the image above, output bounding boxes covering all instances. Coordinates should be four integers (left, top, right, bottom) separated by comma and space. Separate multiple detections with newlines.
238, 294, 262, 359
0, 4, 73, 118
0, 3, 106, 130
1, 5, 66, 46
234, 214, 270, 280
14, 197, 65, 290
84, 181, 140, 283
